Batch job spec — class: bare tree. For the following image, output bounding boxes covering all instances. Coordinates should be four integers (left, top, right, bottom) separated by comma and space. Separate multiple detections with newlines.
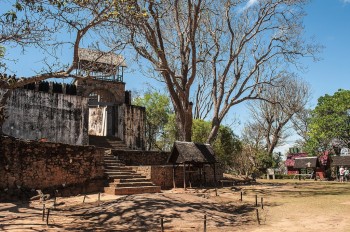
291, 108, 311, 147
113, 0, 319, 142
193, 62, 213, 120
246, 75, 310, 155
0, 0, 126, 133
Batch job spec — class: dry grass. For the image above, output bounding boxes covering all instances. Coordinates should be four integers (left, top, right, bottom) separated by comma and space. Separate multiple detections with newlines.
1, 180, 350, 231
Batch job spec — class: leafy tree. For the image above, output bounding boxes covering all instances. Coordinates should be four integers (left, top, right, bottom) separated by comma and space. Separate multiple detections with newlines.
191, 119, 212, 143
191, 119, 242, 169
239, 123, 274, 175
212, 126, 242, 168
306, 89, 350, 155
133, 91, 172, 151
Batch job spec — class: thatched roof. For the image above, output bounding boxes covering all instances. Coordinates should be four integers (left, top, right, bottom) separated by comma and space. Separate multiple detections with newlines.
168, 141, 216, 164
78, 48, 126, 68
294, 157, 319, 169
331, 156, 350, 166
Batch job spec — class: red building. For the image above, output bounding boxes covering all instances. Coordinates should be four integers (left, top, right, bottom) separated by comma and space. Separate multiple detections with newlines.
285, 151, 331, 179
285, 153, 308, 175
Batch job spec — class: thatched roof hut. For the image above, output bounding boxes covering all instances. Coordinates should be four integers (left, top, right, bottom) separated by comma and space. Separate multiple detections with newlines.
168, 141, 216, 164
168, 141, 217, 189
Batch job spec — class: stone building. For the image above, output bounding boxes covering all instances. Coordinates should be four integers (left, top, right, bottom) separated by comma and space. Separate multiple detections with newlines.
0, 48, 145, 150
0, 49, 224, 197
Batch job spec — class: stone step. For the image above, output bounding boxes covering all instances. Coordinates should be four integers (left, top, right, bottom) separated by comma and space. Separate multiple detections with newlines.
105, 164, 124, 167
104, 161, 125, 165
107, 174, 145, 179
103, 156, 122, 163
104, 186, 161, 195
107, 142, 128, 146
105, 167, 132, 171
105, 165, 127, 169
110, 182, 156, 188
113, 178, 151, 183
104, 156, 122, 160
89, 135, 129, 150
103, 154, 161, 195
105, 171, 135, 175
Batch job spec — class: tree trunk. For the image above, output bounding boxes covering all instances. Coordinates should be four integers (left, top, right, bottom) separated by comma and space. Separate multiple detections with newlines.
206, 117, 220, 144
175, 102, 193, 142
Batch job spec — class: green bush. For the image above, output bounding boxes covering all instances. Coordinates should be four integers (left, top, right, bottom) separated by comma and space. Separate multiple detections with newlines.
274, 174, 294, 179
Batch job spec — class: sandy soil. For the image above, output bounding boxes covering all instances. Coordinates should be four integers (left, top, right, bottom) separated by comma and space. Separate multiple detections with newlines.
1, 180, 350, 231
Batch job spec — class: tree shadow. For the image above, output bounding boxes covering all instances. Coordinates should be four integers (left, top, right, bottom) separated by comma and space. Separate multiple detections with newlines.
50, 194, 256, 231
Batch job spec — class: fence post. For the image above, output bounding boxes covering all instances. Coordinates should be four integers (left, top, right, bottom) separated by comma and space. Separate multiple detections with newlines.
53, 196, 56, 209
240, 191, 243, 201
83, 195, 86, 203
261, 197, 264, 209
255, 195, 258, 207
42, 204, 45, 221
204, 214, 207, 232
256, 209, 260, 225
161, 216, 164, 232
46, 208, 50, 225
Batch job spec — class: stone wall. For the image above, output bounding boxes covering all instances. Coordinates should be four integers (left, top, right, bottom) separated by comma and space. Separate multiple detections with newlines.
1, 88, 88, 145
131, 165, 223, 189
111, 150, 169, 165
0, 135, 105, 199
121, 105, 146, 150
76, 79, 126, 104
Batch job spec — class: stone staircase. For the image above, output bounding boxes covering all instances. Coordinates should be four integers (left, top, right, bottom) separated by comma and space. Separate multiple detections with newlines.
103, 152, 161, 195
89, 135, 129, 150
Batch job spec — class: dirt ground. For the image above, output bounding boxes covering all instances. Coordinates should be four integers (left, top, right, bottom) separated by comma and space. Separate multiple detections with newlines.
1, 180, 350, 231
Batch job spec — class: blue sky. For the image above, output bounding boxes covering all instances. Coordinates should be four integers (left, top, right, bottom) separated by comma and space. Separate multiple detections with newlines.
2, 0, 350, 152
303, 0, 350, 107
275, 0, 350, 151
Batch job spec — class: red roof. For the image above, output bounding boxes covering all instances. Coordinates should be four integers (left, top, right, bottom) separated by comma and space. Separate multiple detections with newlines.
285, 152, 330, 167
285, 153, 308, 167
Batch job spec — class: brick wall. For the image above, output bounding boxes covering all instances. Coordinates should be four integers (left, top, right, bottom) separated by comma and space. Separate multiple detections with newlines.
0, 135, 105, 199
131, 165, 223, 189
111, 150, 170, 165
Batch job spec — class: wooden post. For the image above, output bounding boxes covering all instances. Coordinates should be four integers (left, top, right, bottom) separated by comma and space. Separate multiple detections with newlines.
183, 163, 187, 190
204, 214, 207, 232
42, 204, 45, 221
213, 163, 218, 196
53, 196, 56, 209
240, 192, 243, 201
255, 195, 258, 207
172, 164, 176, 189
160, 217, 164, 232
83, 195, 86, 203
256, 209, 260, 225
261, 197, 264, 209
46, 208, 50, 225
199, 167, 203, 188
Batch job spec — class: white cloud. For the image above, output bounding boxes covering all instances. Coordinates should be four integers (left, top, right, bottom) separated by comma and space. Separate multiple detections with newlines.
238, 0, 259, 13
342, 0, 350, 3
246, 0, 259, 8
